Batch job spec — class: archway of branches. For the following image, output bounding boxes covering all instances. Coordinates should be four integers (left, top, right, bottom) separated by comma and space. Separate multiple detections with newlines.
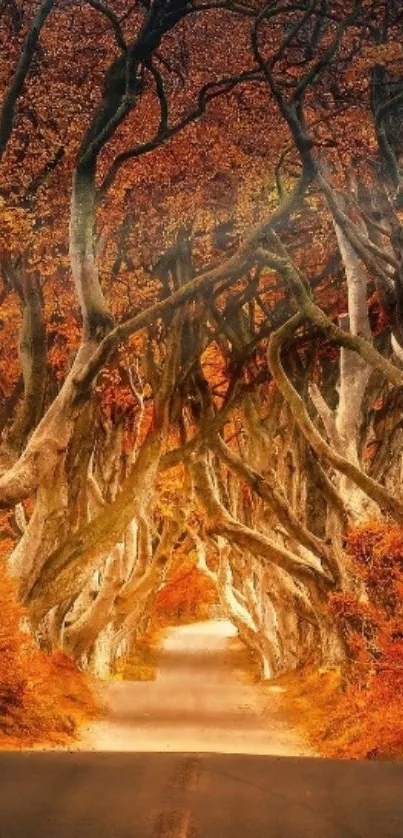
1, 1, 403, 696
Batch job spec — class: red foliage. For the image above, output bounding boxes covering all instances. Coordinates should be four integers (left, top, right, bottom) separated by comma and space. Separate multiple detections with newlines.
151, 559, 218, 626
324, 523, 403, 758
0, 540, 99, 748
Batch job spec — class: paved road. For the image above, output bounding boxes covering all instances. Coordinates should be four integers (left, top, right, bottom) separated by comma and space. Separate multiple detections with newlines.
84, 620, 310, 755
0, 751, 403, 837
1, 621, 402, 836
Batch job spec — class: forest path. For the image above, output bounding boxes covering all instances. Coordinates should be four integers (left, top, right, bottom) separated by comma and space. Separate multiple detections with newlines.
81, 619, 312, 755
7, 623, 403, 838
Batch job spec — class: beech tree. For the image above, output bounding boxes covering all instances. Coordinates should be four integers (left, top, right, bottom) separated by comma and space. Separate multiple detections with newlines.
2, 0, 403, 689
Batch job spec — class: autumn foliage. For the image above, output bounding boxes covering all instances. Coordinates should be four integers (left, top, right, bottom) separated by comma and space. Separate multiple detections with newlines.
151, 557, 218, 627
283, 523, 403, 759
3, 0, 403, 757
0, 540, 98, 748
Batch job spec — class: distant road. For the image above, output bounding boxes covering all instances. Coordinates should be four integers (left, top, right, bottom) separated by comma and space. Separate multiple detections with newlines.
84, 619, 310, 755
1, 751, 403, 837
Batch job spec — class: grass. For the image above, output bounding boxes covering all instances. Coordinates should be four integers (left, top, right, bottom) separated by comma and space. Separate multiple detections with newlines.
0, 661, 102, 750
226, 634, 344, 755
113, 636, 159, 682
274, 666, 403, 759
273, 666, 343, 754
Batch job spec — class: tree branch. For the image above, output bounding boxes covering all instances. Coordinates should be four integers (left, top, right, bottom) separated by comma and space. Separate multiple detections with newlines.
267, 313, 403, 524
0, 0, 55, 158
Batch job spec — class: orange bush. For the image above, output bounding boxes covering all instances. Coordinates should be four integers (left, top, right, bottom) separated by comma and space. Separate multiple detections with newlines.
151, 559, 218, 626
331, 523, 403, 676
0, 539, 99, 748
313, 523, 403, 758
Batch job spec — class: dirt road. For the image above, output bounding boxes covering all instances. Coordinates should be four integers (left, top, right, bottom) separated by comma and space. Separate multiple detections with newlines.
82, 619, 311, 755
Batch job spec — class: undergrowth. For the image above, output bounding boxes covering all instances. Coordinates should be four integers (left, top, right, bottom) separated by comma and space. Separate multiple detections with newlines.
0, 538, 99, 749
280, 522, 403, 759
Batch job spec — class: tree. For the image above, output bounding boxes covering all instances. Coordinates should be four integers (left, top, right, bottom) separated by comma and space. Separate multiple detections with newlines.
2, 1, 403, 726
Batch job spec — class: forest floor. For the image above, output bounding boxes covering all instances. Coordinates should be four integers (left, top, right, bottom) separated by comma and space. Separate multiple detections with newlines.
79, 619, 313, 755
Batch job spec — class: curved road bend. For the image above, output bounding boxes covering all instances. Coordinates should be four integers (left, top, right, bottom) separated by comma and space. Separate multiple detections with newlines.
1, 620, 403, 837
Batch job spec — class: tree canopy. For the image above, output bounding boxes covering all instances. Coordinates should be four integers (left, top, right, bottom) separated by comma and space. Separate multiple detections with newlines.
2, 0, 403, 755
